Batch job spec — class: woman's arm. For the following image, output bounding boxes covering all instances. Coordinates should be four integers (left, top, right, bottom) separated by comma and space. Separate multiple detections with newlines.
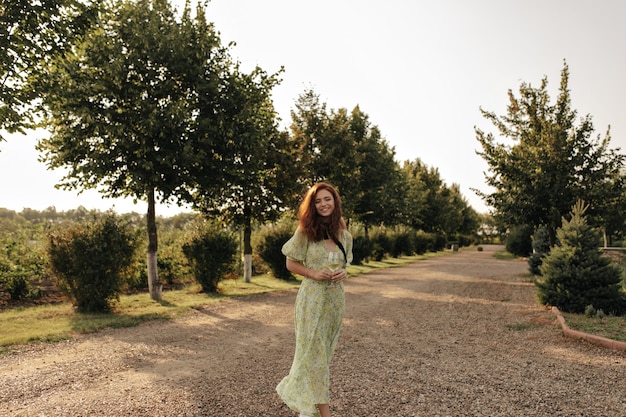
286, 258, 322, 281
286, 259, 345, 283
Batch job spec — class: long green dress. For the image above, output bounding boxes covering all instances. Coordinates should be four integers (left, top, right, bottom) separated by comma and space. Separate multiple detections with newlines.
276, 228, 353, 417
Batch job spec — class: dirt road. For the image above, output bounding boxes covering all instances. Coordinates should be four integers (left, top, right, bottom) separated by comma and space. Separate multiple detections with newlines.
1, 245, 625, 416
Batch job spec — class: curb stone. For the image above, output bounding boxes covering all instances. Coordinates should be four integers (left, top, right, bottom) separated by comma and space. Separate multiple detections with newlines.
551, 306, 626, 352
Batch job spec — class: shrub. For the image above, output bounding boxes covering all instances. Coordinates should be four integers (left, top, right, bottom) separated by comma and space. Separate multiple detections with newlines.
536, 201, 626, 315
46, 213, 139, 313
2, 272, 31, 300
0, 234, 45, 301
371, 230, 392, 261
413, 231, 432, 254
506, 225, 533, 257
351, 235, 370, 265
528, 226, 551, 275
182, 224, 238, 293
454, 234, 475, 247
0, 258, 32, 300
257, 224, 295, 280
391, 228, 414, 258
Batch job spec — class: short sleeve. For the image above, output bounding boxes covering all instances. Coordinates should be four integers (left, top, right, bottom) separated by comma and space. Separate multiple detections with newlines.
281, 229, 309, 262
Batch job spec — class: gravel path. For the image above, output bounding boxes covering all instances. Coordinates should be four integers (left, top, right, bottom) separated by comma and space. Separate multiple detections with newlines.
1, 245, 625, 416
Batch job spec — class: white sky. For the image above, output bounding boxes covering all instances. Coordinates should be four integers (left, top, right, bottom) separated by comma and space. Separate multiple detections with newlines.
1, 0, 625, 216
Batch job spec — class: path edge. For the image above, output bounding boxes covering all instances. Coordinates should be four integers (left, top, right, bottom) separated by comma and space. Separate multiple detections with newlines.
551, 306, 626, 352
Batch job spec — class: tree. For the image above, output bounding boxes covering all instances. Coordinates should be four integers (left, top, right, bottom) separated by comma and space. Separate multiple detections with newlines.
536, 201, 626, 315
310, 106, 361, 216
0, 0, 97, 140
401, 159, 477, 237
191, 66, 295, 282
288, 89, 329, 187
400, 159, 429, 230
289, 91, 404, 233
449, 183, 480, 237
36, 0, 234, 300
475, 62, 626, 243
349, 108, 405, 233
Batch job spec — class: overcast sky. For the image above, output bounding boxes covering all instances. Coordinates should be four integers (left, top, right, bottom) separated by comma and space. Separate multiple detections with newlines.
2, 0, 625, 216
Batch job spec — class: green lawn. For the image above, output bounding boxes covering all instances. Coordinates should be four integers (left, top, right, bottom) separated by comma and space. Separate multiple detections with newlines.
561, 312, 626, 342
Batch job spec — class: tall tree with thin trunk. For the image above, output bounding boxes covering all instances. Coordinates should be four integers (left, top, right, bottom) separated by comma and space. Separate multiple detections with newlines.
191, 66, 297, 282
35, 0, 233, 300
475, 62, 626, 242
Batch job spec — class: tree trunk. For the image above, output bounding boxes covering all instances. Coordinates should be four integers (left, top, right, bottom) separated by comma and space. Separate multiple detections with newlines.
147, 189, 162, 301
243, 213, 253, 283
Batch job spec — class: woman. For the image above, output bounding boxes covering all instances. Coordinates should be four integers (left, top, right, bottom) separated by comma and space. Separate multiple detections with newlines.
276, 182, 353, 417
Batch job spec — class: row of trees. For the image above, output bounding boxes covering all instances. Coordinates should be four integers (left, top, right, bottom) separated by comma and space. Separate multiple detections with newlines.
2, 0, 480, 303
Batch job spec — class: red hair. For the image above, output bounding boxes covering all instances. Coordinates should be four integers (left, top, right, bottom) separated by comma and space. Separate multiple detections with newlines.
298, 182, 346, 242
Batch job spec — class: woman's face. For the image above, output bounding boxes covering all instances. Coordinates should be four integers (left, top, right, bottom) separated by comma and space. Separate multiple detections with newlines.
314, 189, 335, 218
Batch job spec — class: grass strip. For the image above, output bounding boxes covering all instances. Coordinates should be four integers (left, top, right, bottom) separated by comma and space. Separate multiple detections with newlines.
7, 250, 622, 349
0, 254, 431, 348
560, 312, 626, 342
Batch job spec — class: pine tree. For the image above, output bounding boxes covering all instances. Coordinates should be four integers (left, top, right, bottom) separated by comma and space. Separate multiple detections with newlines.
536, 201, 626, 315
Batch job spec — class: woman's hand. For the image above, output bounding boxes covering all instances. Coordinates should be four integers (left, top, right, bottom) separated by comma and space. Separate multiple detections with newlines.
329, 268, 347, 285
308, 268, 346, 284
297, 263, 346, 284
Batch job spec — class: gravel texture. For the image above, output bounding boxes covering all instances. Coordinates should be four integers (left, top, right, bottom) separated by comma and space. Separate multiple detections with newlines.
1, 245, 625, 416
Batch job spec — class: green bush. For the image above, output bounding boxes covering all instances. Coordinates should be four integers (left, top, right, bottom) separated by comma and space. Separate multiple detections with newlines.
430, 234, 447, 252
371, 230, 392, 261
0, 258, 32, 300
413, 231, 432, 254
1, 271, 31, 300
506, 225, 533, 257
257, 225, 295, 280
391, 228, 415, 258
528, 226, 551, 275
536, 202, 626, 315
455, 234, 475, 247
182, 224, 238, 293
46, 213, 139, 313
0, 232, 45, 301
350, 235, 370, 265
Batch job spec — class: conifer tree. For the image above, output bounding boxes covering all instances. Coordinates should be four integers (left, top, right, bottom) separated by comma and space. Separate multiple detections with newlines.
536, 201, 626, 315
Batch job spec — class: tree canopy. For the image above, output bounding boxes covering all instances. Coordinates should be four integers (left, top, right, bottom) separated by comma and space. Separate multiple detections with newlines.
288, 90, 406, 230
36, 0, 231, 205
475, 62, 626, 241
0, 0, 97, 140
289, 89, 478, 238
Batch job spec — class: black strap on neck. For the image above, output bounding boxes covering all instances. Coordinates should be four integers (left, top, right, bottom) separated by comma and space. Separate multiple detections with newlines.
322, 224, 347, 265
329, 233, 348, 265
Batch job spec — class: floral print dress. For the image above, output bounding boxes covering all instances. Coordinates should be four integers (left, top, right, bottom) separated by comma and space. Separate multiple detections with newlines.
276, 228, 353, 417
